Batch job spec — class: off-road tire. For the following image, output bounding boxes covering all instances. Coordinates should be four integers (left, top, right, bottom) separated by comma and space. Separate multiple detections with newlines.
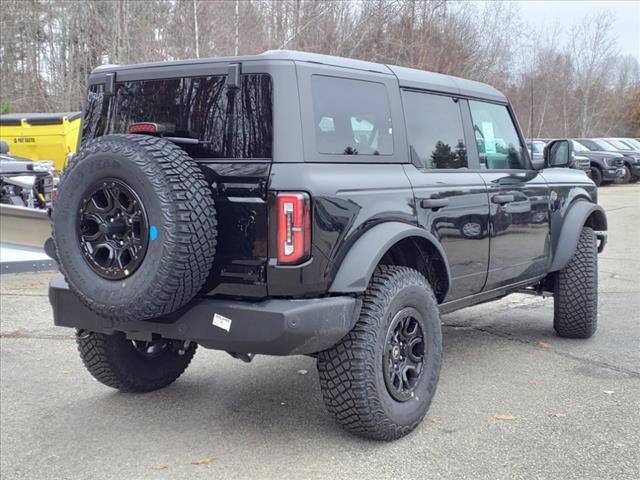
76, 330, 196, 392
553, 227, 598, 338
589, 166, 603, 187
53, 134, 217, 322
317, 265, 442, 441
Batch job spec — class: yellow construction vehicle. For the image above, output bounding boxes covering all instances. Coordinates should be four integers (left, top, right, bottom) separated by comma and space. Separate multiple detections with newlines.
0, 112, 82, 171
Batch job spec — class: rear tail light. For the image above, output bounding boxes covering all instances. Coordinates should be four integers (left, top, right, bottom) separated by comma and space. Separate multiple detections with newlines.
277, 192, 311, 265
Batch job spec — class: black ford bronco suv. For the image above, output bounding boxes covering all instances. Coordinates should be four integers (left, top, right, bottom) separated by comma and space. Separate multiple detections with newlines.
48, 51, 607, 441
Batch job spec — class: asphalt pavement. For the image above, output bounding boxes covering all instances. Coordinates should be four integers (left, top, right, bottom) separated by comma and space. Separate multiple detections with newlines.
1, 183, 639, 480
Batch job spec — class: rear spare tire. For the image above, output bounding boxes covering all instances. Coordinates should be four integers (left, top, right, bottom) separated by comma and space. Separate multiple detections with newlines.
53, 134, 217, 322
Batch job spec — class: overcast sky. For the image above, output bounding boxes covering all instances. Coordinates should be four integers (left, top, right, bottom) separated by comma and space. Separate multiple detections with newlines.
515, 0, 640, 61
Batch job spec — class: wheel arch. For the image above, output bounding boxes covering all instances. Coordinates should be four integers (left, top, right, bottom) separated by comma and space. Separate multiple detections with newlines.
549, 200, 607, 272
328, 222, 451, 302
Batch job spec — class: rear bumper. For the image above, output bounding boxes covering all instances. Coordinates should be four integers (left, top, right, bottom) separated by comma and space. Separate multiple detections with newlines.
49, 275, 360, 356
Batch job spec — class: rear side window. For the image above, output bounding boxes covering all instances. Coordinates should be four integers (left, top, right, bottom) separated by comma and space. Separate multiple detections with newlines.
82, 84, 110, 144
402, 91, 467, 169
311, 75, 393, 156
468, 101, 528, 170
82, 74, 273, 159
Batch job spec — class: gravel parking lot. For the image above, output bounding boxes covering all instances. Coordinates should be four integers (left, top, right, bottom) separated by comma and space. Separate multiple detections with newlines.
1, 184, 639, 480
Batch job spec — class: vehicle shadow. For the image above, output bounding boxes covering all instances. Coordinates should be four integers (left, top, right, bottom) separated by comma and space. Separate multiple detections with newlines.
58, 316, 555, 446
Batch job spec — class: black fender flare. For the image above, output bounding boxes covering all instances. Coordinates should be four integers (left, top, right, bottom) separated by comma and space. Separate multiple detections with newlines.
328, 221, 451, 294
549, 201, 607, 272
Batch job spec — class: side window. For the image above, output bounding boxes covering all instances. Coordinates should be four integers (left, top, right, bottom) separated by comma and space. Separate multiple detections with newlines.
468, 101, 528, 170
311, 75, 393, 156
81, 84, 110, 145
402, 91, 467, 169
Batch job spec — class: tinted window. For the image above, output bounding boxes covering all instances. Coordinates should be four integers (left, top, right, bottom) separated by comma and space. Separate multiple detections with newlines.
312, 75, 393, 155
469, 101, 528, 169
82, 74, 273, 159
402, 91, 467, 169
81, 84, 110, 145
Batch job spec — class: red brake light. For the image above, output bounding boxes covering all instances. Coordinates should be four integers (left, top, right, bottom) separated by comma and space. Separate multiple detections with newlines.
277, 192, 311, 265
128, 122, 164, 134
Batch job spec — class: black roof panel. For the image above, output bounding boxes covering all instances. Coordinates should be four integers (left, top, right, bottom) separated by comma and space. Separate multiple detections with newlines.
91, 49, 507, 103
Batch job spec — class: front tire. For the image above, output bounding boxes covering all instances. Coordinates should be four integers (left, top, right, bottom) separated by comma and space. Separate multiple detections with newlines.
317, 265, 442, 441
553, 227, 598, 338
620, 165, 631, 184
590, 166, 603, 187
77, 330, 197, 392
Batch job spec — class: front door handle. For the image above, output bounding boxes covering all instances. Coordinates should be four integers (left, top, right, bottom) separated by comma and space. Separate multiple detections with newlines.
420, 197, 449, 210
492, 194, 515, 204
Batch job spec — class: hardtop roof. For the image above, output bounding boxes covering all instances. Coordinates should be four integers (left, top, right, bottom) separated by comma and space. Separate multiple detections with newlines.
92, 49, 507, 103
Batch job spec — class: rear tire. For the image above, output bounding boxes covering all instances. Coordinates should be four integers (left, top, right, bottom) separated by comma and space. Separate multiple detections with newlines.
77, 330, 196, 392
553, 227, 598, 338
317, 265, 442, 441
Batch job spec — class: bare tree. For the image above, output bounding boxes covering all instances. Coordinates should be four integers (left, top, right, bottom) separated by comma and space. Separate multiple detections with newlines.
0, 0, 637, 137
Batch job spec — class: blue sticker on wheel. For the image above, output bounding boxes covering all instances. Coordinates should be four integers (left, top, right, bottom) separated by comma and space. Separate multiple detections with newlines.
149, 225, 158, 241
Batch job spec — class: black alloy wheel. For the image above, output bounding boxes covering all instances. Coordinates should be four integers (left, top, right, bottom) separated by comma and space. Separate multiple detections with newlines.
383, 307, 425, 401
77, 178, 148, 280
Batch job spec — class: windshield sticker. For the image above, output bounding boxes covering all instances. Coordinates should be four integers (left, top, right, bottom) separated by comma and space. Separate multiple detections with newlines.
482, 122, 497, 154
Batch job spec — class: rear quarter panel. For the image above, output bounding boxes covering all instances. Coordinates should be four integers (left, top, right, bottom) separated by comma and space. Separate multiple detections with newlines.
266, 163, 416, 296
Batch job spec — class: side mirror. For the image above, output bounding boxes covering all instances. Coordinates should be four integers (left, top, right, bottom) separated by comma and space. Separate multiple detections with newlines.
0, 140, 9, 154
544, 139, 573, 168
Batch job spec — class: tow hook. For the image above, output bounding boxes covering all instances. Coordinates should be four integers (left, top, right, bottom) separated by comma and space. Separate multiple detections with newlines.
227, 351, 255, 363
177, 341, 192, 356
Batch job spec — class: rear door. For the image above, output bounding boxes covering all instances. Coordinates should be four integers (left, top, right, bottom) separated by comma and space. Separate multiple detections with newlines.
465, 100, 550, 289
401, 90, 490, 301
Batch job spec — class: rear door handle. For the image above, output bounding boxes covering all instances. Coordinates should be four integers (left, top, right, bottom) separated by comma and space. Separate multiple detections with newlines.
420, 197, 449, 210
492, 194, 515, 204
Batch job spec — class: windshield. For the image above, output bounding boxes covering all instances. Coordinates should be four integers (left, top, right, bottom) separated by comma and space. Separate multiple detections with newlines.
607, 139, 629, 149
82, 74, 273, 159
623, 138, 640, 150
571, 140, 588, 152
592, 139, 618, 152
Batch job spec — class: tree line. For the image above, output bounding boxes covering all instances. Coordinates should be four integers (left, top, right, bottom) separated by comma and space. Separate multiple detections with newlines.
1, 0, 638, 137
